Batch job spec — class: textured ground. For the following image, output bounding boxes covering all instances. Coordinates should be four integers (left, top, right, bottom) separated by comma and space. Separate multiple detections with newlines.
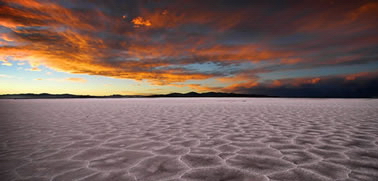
0, 98, 377, 181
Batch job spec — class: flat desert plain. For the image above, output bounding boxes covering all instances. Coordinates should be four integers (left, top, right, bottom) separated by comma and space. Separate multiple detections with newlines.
0, 98, 377, 181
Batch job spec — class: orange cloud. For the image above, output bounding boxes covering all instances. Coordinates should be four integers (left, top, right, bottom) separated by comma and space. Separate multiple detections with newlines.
34, 77, 87, 83
222, 80, 259, 93
347, 2, 378, 22
135, 4, 245, 31
345, 72, 371, 81
132, 17, 152, 27
309, 78, 321, 84
280, 58, 302, 64
169, 83, 218, 92
271, 80, 282, 87
145, 73, 213, 85
187, 84, 221, 92
26, 67, 41, 71
294, 2, 378, 33
64, 78, 87, 83
1, 0, 96, 31
0, 34, 14, 42
0, 0, 376, 89
0, 1, 217, 85
281, 77, 322, 87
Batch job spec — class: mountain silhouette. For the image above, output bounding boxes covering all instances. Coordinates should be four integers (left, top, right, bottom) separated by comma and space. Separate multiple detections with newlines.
0, 92, 272, 99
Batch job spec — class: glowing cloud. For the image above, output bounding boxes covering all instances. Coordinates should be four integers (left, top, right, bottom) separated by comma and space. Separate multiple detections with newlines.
64, 77, 87, 83
33, 77, 87, 83
1, 62, 12, 66
26, 67, 41, 71
131, 17, 152, 27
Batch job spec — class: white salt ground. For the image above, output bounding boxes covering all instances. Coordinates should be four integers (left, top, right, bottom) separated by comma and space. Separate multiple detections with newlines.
0, 98, 377, 181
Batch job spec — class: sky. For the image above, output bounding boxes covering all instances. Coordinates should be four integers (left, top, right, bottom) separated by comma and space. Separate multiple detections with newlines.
0, 0, 377, 97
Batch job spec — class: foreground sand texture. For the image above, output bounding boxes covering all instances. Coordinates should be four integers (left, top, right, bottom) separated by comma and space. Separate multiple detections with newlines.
0, 98, 377, 181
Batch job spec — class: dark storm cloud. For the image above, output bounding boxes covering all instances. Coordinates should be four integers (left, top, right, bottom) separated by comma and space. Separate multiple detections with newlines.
221, 72, 378, 98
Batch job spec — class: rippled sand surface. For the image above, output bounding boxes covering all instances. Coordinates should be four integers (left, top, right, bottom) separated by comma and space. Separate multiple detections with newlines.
0, 98, 377, 181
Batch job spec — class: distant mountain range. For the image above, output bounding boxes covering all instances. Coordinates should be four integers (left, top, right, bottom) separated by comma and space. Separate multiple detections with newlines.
148, 92, 272, 97
0, 92, 273, 99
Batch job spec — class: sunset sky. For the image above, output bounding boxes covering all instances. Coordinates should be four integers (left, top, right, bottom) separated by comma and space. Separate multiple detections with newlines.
1, 0, 377, 97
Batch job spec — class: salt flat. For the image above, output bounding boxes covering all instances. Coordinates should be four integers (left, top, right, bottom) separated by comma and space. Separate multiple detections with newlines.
0, 98, 377, 181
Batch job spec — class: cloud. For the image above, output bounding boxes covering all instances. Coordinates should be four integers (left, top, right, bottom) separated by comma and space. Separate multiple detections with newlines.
345, 72, 370, 81
26, 67, 41, 71
168, 83, 221, 92
33, 77, 87, 83
186, 84, 219, 92
0, 34, 15, 42
132, 17, 152, 27
221, 72, 378, 98
1, 62, 12, 66
0, 0, 377, 88
64, 77, 87, 83
0, 74, 13, 78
